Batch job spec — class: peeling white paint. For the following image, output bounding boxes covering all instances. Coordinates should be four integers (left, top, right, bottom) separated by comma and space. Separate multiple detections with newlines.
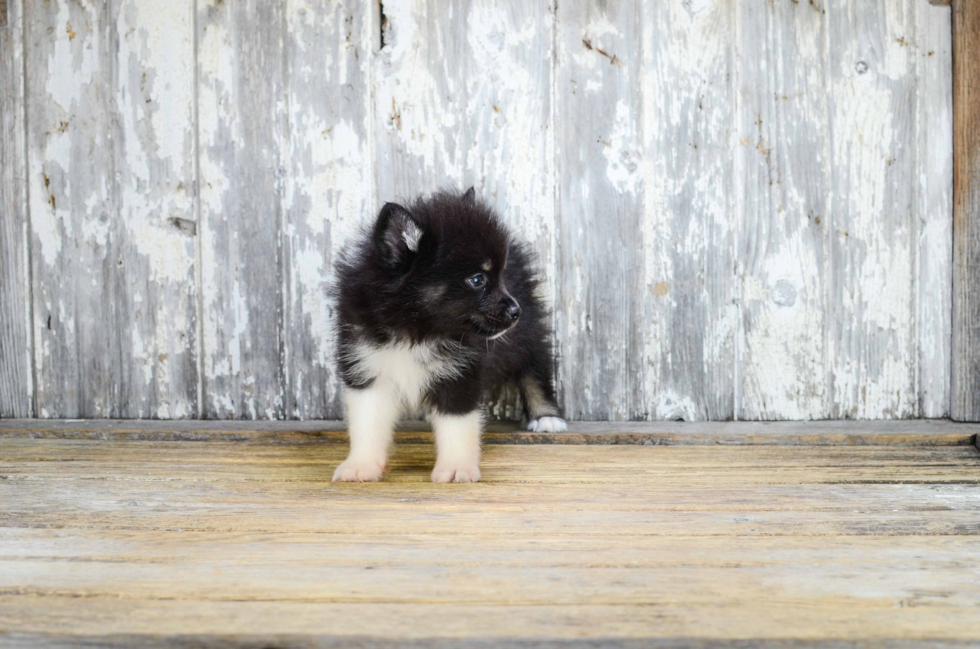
602, 99, 641, 195
45, 1, 99, 114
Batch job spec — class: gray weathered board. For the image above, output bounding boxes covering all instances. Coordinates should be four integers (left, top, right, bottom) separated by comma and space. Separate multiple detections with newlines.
0, 0, 958, 421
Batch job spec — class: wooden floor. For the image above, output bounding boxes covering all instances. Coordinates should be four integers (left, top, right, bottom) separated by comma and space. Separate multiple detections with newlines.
1, 420, 979, 647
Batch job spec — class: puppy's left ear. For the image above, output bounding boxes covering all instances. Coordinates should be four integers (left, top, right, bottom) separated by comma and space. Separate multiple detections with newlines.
462, 186, 476, 204
374, 202, 424, 269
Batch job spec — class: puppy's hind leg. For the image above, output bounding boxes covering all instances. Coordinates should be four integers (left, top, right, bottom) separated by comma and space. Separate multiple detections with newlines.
333, 384, 400, 482
520, 369, 567, 433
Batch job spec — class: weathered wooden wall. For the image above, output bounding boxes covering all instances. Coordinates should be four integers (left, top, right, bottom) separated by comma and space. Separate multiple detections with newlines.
0, 0, 957, 421
951, 0, 980, 422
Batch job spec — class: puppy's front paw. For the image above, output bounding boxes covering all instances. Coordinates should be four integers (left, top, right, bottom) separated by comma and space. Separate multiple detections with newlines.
332, 457, 387, 482
527, 416, 568, 433
431, 463, 481, 483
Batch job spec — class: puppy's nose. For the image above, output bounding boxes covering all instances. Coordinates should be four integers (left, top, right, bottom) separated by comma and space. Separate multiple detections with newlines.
506, 302, 522, 322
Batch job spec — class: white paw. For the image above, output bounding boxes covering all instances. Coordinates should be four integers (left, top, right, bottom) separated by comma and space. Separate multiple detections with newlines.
332, 457, 387, 482
431, 463, 481, 483
527, 416, 568, 433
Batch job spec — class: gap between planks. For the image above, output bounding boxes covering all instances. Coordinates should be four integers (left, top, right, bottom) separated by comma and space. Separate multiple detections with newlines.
0, 419, 977, 447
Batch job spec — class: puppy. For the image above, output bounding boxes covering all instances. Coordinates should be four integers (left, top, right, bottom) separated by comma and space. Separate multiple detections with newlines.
332, 188, 566, 483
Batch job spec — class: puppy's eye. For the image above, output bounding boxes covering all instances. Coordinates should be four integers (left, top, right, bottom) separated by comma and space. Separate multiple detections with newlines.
466, 273, 487, 289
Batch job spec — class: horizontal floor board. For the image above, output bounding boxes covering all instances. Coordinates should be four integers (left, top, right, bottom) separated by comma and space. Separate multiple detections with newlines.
1, 419, 977, 446
4, 439, 979, 463
1, 598, 979, 641
4, 481, 979, 513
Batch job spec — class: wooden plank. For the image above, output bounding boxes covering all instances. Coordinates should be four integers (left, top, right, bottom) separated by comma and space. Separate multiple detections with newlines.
1, 439, 977, 483
827, 0, 918, 419
23, 0, 198, 418
916, 0, 953, 417
197, 0, 285, 419
735, 0, 830, 420
2, 599, 979, 644
4, 503, 978, 536
4, 551, 980, 605
5, 473, 979, 512
0, 418, 977, 446
4, 438, 978, 471
374, 0, 555, 419
280, 0, 374, 419
5, 527, 979, 563
951, 0, 980, 421
24, 0, 116, 417
637, 0, 737, 420
109, 0, 199, 417
555, 0, 644, 419
0, 0, 32, 417
3, 457, 978, 491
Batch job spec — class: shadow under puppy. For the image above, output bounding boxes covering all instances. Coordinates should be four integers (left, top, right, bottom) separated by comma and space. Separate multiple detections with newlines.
332, 188, 566, 483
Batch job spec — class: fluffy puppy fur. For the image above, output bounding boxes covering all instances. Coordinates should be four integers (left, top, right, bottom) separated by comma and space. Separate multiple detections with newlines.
332, 188, 566, 483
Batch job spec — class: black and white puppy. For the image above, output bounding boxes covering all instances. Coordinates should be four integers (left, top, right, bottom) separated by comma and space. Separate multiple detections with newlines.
332, 188, 566, 483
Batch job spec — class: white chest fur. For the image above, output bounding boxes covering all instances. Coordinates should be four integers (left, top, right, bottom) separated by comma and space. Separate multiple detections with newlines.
346, 340, 469, 408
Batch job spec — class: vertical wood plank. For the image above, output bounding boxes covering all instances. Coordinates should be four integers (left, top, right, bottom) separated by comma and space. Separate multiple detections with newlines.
916, 0, 952, 418
375, 0, 555, 420
281, 0, 374, 419
735, 0, 830, 420
0, 0, 33, 417
25, 0, 115, 417
827, 0, 918, 419
24, 0, 198, 418
374, 0, 463, 199
638, 0, 737, 420
198, 0, 285, 419
110, 0, 199, 417
951, 0, 980, 421
555, 0, 644, 420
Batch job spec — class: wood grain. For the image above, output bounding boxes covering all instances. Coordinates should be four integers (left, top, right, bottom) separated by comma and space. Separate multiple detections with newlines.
827, 0, 918, 419
0, 426, 978, 643
639, 0, 737, 422
0, 418, 976, 446
951, 0, 980, 421
110, 0, 199, 417
24, 0, 116, 417
0, 0, 32, 417
22, 0, 198, 418
736, 0, 829, 420
555, 0, 647, 420
23, 0, 125, 417
281, 0, 374, 419
197, 0, 285, 419
916, 0, 953, 418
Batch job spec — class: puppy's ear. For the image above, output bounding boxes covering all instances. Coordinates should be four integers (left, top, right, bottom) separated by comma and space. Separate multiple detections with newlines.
462, 186, 476, 204
374, 202, 424, 268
